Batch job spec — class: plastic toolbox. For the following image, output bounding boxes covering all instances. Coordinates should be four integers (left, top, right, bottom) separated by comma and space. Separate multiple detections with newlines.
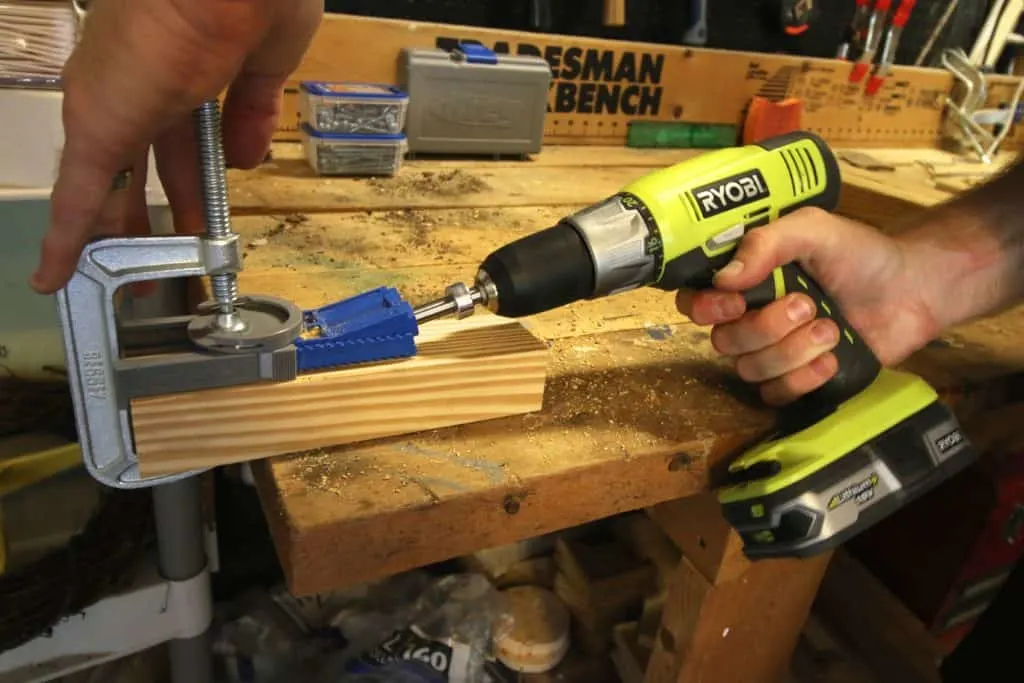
399, 44, 550, 156
300, 123, 408, 176
299, 81, 408, 135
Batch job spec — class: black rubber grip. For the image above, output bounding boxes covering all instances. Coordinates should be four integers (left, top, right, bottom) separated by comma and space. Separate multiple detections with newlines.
744, 263, 881, 411
480, 222, 595, 317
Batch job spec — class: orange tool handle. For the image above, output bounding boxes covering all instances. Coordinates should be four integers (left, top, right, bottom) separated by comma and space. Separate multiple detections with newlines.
603, 0, 626, 25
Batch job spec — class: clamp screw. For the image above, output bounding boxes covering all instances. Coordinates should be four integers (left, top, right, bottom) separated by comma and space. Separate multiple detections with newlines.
194, 100, 244, 332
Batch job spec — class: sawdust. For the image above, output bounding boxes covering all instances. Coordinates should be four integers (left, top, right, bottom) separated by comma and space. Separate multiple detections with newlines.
379, 209, 444, 249
246, 212, 368, 267
294, 449, 421, 498
366, 169, 490, 197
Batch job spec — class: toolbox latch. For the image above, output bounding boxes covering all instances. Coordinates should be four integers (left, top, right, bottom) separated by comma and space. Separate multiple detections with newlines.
452, 43, 499, 65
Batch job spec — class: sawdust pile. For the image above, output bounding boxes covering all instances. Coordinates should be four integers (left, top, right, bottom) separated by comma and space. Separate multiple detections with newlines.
246, 212, 366, 267
366, 169, 489, 197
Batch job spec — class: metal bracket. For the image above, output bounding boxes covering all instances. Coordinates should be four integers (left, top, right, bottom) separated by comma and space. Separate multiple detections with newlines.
942, 48, 1024, 163
56, 234, 301, 489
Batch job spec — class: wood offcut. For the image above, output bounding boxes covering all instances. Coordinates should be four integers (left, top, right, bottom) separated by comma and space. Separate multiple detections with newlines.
130, 313, 549, 476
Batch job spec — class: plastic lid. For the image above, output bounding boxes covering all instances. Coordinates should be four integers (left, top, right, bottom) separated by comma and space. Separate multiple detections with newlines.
300, 122, 406, 141
453, 43, 498, 65
300, 81, 407, 99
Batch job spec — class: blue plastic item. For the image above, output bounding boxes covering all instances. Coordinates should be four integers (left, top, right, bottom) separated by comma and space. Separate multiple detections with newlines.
454, 43, 499, 65
299, 81, 408, 100
295, 287, 419, 372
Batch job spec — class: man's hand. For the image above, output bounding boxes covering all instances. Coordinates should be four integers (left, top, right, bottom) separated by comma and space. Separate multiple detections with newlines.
676, 208, 942, 406
31, 0, 322, 294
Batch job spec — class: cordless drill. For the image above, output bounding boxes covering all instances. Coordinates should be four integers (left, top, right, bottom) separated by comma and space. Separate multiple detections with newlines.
413, 131, 976, 560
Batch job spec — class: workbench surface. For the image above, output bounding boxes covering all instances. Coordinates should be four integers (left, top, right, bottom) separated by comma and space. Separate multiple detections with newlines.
227, 143, 1024, 596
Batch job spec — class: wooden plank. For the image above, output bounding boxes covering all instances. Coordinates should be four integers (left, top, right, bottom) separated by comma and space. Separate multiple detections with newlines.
278, 13, 1024, 150
130, 312, 548, 477
814, 550, 943, 683
836, 147, 1017, 231
228, 147, 674, 215
648, 493, 751, 585
232, 142, 1012, 230
250, 319, 765, 595
644, 550, 831, 683
643, 488, 831, 683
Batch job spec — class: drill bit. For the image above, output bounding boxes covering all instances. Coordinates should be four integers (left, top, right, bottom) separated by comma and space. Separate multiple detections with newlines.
413, 282, 485, 324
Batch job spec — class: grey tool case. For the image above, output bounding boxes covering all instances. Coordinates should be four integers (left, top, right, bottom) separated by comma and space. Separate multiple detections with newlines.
400, 44, 550, 156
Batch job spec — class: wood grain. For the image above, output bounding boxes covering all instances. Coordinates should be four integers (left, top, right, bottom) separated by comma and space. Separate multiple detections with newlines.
130, 313, 548, 477
277, 13, 1024, 150
644, 550, 831, 683
814, 550, 943, 683
233, 142, 1014, 230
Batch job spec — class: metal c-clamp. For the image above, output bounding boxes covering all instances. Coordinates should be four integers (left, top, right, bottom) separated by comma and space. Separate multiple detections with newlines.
56, 101, 303, 489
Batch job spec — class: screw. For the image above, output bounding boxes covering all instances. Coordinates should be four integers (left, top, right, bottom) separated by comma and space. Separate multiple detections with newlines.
194, 100, 244, 332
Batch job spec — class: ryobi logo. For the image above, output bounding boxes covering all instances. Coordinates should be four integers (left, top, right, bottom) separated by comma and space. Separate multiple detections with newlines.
692, 170, 770, 219
935, 429, 964, 454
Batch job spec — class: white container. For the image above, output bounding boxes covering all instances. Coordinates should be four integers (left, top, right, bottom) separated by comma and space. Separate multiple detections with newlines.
300, 123, 407, 176
0, 87, 168, 205
299, 81, 408, 136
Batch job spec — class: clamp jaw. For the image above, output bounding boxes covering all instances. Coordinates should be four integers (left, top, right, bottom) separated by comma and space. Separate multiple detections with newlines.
56, 234, 302, 489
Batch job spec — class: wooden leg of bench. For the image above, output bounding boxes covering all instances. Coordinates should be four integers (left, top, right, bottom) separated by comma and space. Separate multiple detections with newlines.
643, 493, 832, 683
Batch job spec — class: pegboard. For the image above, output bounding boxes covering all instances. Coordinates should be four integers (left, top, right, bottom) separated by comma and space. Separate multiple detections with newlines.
277, 12, 1024, 151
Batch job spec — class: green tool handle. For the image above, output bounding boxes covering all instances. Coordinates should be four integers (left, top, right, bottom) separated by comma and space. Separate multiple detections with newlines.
741, 262, 881, 411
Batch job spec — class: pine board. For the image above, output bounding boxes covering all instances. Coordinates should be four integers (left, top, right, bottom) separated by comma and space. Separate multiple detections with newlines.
130, 313, 548, 477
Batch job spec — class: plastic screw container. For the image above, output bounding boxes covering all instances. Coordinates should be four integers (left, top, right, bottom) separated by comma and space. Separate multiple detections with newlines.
299, 81, 409, 136
300, 123, 408, 176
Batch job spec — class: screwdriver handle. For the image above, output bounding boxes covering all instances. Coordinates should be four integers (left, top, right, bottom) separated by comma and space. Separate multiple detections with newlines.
740, 262, 881, 411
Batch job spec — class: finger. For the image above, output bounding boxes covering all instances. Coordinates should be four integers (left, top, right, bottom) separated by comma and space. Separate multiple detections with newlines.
221, 0, 322, 168
124, 153, 160, 297
712, 207, 836, 292
734, 318, 840, 383
675, 289, 746, 326
32, 139, 125, 293
221, 73, 284, 169
154, 116, 206, 235
124, 153, 152, 237
760, 353, 839, 406
710, 292, 816, 355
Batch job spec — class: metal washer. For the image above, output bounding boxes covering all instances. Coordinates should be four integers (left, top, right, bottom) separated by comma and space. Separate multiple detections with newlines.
188, 294, 303, 353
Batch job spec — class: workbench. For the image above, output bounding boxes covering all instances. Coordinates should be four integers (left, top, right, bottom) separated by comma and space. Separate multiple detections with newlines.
224, 143, 1024, 682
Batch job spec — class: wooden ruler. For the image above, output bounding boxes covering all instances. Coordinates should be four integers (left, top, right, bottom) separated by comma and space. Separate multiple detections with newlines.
276, 13, 1024, 150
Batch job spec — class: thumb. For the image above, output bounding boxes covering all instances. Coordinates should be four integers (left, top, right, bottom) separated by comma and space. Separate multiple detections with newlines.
711, 208, 831, 292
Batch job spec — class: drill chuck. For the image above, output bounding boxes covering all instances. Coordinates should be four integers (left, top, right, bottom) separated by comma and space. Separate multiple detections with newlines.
477, 222, 596, 317
475, 193, 663, 317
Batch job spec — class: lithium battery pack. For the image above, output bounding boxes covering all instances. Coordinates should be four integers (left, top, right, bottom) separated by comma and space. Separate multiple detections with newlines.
399, 43, 550, 156
300, 123, 408, 176
299, 81, 409, 136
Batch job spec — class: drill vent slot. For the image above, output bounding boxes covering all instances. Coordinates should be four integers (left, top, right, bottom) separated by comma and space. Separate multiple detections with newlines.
779, 146, 820, 197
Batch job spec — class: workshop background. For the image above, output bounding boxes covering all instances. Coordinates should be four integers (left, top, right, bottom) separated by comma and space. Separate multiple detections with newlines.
326, 0, 991, 68
2, 1, 1024, 683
